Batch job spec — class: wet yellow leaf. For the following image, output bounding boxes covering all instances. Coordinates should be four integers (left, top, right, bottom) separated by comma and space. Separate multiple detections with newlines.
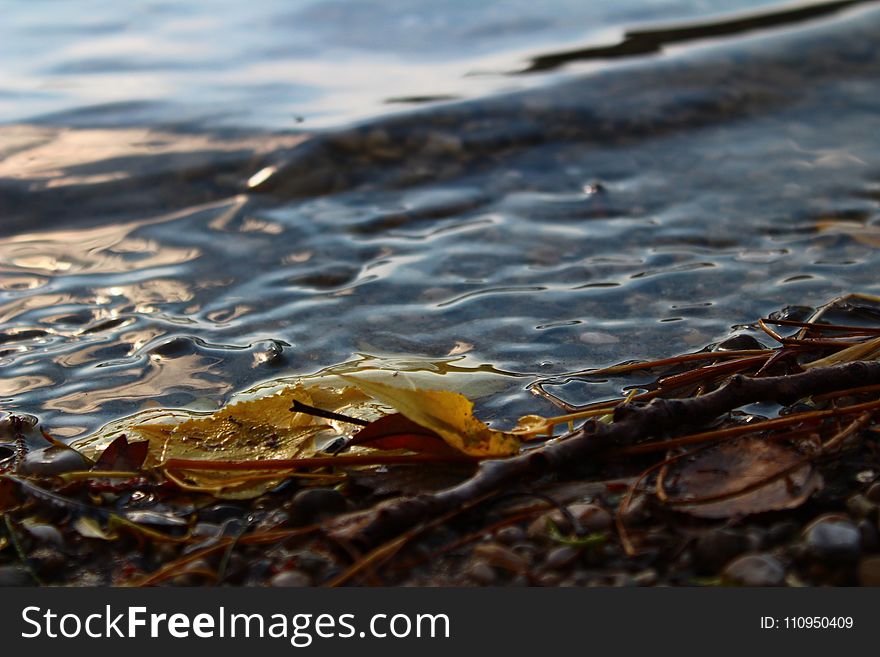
133, 383, 367, 465
127, 382, 369, 498
340, 375, 520, 457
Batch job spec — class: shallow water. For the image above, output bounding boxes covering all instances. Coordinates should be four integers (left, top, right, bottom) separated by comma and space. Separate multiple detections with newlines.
2, 0, 880, 442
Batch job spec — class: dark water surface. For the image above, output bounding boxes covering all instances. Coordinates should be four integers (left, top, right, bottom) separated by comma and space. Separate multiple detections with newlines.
2, 0, 880, 442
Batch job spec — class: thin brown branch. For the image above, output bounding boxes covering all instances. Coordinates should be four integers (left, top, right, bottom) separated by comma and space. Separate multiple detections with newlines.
329, 360, 880, 550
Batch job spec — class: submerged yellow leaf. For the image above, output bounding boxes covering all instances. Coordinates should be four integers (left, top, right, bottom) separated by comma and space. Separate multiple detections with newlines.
133, 383, 367, 464
128, 382, 369, 498
340, 375, 520, 457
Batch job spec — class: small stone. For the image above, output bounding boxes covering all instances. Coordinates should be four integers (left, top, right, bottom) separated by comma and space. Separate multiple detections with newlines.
527, 515, 552, 540
856, 470, 875, 484
472, 543, 527, 572
535, 572, 562, 587
857, 556, 880, 586
528, 503, 612, 538
18, 446, 88, 476
802, 514, 861, 565
0, 565, 33, 586
508, 574, 529, 587
722, 553, 786, 586
289, 551, 332, 576
544, 546, 580, 571
632, 569, 659, 586
292, 488, 347, 523
466, 560, 497, 585
270, 570, 312, 587
510, 542, 538, 561
494, 525, 525, 545
694, 528, 750, 574
185, 559, 211, 573
23, 523, 64, 547
571, 504, 613, 532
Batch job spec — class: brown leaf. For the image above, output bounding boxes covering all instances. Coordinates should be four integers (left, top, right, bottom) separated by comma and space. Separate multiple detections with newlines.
348, 413, 458, 456
92, 434, 148, 471
663, 438, 821, 518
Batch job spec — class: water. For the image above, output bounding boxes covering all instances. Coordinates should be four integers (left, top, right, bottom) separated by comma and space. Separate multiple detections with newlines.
2, 0, 880, 443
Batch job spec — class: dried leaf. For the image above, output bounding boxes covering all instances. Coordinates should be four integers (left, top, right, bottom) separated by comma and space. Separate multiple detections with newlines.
348, 413, 457, 455
664, 438, 821, 518
92, 434, 148, 471
340, 375, 521, 457
134, 383, 369, 462
129, 382, 370, 498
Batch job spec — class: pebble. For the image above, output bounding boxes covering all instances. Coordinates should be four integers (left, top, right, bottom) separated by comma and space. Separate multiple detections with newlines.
534, 572, 562, 587
694, 528, 751, 573
18, 446, 88, 476
0, 565, 33, 586
292, 488, 347, 523
466, 560, 497, 585
544, 546, 580, 571
494, 525, 526, 545
185, 559, 211, 573
571, 504, 613, 532
722, 553, 787, 586
270, 570, 312, 587
23, 523, 64, 547
857, 556, 880, 586
472, 543, 527, 572
802, 515, 861, 565
527, 503, 612, 538
632, 569, 659, 586
509, 541, 538, 561
288, 551, 332, 576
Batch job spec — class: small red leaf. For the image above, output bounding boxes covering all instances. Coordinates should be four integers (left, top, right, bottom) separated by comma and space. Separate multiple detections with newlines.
92, 435, 149, 471
349, 413, 457, 455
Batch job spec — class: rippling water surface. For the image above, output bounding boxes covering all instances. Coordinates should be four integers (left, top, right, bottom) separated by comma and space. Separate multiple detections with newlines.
2, 0, 880, 442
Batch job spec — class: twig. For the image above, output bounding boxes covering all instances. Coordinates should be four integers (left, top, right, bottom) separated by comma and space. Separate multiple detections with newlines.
329, 360, 880, 550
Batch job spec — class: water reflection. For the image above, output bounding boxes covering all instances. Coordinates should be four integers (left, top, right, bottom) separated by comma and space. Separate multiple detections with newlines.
2, 1, 880, 439
46, 353, 229, 414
